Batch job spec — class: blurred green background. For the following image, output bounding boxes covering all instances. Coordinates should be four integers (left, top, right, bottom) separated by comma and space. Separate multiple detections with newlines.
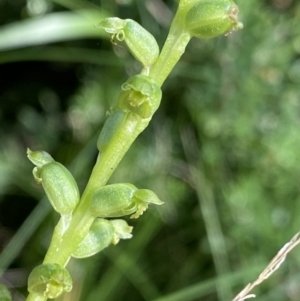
0, 0, 300, 300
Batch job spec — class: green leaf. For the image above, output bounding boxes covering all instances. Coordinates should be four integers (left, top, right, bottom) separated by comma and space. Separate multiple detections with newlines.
0, 10, 108, 51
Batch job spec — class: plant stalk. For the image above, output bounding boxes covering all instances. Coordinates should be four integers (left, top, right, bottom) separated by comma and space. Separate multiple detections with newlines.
26, 2, 192, 299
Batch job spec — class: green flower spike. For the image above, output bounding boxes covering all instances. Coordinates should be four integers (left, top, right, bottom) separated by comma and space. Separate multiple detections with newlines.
27, 149, 80, 231
185, 0, 243, 39
89, 183, 163, 219
71, 218, 133, 258
98, 17, 159, 72
28, 264, 72, 299
0, 284, 12, 301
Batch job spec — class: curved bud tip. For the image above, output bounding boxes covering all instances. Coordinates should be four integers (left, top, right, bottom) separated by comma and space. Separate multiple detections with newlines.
97, 17, 126, 34
185, 0, 243, 39
134, 189, 164, 205
130, 189, 164, 219
0, 284, 12, 301
27, 148, 54, 167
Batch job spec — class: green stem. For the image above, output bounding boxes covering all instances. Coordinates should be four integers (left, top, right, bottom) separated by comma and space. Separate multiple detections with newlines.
84, 114, 151, 194
149, 4, 191, 86
26, 293, 47, 301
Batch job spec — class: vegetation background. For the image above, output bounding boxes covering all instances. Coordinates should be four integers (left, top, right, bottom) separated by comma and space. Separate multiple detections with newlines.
0, 0, 300, 300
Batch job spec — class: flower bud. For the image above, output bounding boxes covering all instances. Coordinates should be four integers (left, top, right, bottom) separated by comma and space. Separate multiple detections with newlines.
71, 218, 133, 258
0, 284, 12, 301
119, 75, 162, 119
89, 183, 163, 219
98, 17, 159, 68
89, 183, 138, 218
27, 149, 80, 216
28, 263, 72, 299
185, 0, 243, 39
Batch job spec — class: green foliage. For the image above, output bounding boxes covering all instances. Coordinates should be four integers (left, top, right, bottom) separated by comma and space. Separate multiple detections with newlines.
0, 284, 12, 301
0, 0, 300, 301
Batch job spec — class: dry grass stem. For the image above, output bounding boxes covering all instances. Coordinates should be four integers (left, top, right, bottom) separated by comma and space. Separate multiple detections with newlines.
232, 231, 300, 301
